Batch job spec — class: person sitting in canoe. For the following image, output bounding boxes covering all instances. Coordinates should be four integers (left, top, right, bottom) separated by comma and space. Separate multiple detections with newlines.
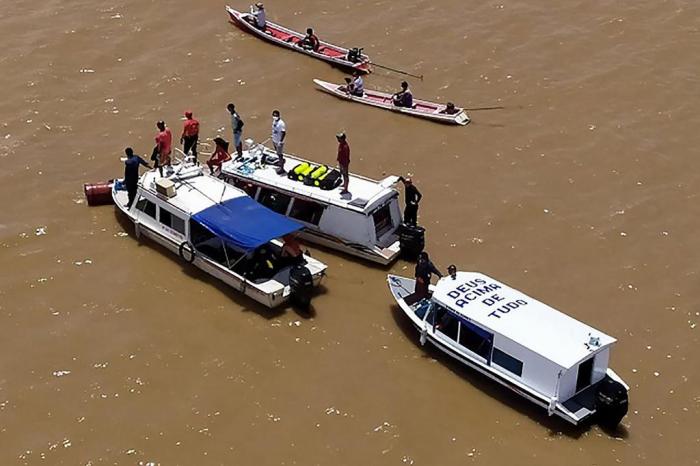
298, 28, 320, 52
439, 102, 458, 115
206, 137, 232, 176
248, 2, 266, 30
340, 71, 364, 97
392, 81, 413, 108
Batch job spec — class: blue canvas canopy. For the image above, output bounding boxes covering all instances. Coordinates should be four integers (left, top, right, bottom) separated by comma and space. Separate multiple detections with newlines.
191, 196, 302, 251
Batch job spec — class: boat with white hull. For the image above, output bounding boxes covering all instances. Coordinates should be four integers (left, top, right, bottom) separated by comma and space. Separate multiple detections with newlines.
220, 140, 423, 265
388, 271, 629, 427
112, 162, 327, 308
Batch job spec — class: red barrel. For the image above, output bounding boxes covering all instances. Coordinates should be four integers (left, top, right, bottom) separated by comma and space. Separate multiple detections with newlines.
84, 181, 114, 206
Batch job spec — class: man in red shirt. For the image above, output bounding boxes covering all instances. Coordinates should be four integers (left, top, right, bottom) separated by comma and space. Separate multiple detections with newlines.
336, 132, 350, 194
180, 110, 200, 162
154, 120, 172, 176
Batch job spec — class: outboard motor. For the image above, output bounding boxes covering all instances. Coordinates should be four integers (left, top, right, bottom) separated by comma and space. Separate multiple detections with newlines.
346, 47, 363, 63
595, 375, 629, 428
398, 223, 425, 261
289, 264, 313, 309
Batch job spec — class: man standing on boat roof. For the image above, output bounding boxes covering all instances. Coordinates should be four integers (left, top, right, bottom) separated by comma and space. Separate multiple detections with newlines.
180, 110, 199, 162
399, 176, 422, 226
392, 81, 413, 108
227, 103, 244, 160
249, 2, 266, 30
123, 147, 152, 208
153, 120, 172, 176
298, 28, 320, 52
267, 109, 286, 174
336, 132, 350, 195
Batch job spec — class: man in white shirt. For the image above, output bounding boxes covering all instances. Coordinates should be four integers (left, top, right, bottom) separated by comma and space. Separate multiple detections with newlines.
250, 2, 266, 30
349, 71, 364, 97
267, 109, 286, 173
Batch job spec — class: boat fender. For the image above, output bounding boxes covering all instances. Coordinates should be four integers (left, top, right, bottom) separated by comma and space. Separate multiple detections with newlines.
178, 241, 196, 264
419, 325, 428, 346
134, 221, 141, 240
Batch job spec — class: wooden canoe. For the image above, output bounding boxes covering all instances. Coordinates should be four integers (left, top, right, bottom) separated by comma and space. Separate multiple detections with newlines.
313, 79, 470, 126
226, 6, 371, 74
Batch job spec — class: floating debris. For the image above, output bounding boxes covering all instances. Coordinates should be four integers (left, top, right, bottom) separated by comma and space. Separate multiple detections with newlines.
53, 370, 71, 377
35, 227, 47, 236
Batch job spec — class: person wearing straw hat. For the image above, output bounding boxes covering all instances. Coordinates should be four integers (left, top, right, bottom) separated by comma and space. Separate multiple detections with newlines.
249, 2, 266, 30
336, 132, 350, 195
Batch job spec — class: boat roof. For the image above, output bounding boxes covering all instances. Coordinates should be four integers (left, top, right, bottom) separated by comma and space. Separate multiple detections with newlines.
139, 165, 246, 215
432, 272, 616, 368
221, 147, 400, 214
139, 165, 302, 250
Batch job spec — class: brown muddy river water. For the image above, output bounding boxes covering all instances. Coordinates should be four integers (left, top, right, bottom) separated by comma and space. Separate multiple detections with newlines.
1, 0, 699, 464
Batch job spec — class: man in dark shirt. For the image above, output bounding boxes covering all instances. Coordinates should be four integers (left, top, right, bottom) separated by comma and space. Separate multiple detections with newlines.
400, 176, 422, 226
406, 251, 443, 305
123, 147, 151, 208
336, 132, 350, 194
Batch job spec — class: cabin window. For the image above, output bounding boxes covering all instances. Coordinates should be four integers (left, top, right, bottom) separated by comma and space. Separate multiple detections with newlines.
576, 357, 594, 392
159, 208, 186, 235
372, 204, 393, 239
136, 198, 157, 219
231, 177, 259, 197
434, 306, 459, 341
458, 321, 493, 361
258, 188, 291, 215
492, 348, 523, 377
289, 198, 325, 225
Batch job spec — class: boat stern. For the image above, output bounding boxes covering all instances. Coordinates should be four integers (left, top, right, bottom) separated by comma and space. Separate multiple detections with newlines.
455, 111, 471, 126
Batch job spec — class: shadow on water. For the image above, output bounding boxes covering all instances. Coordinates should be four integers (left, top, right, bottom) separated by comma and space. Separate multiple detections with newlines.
387, 304, 625, 440
114, 211, 319, 320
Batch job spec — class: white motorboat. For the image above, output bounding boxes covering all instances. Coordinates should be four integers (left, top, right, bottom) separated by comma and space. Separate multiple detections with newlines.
112, 162, 327, 308
388, 271, 629, 427
220, 140, 424, 265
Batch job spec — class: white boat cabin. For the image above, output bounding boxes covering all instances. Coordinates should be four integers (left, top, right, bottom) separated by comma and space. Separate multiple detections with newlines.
112, 163, 327, 308
220, 141, 403, 264
388, 271, 629, 426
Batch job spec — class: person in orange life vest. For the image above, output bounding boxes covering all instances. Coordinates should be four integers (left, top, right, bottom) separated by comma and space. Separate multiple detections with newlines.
180, 110, 200, 162
153, 120, 172, 176
206, 137, 232, 176
336, 132, 350, 195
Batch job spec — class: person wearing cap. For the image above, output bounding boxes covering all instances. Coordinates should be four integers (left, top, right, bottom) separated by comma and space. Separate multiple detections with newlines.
399, 175, 422, 226
439, 102, 458, 115
123, 147, 152, 208
336, 132, 350, 194
206, 137, 232, 176
180, 111, 200, 162
298, 27, 320, 52
392, 81, 413, 108
267, 109, 286, 174
227, 103, 244, 159
249, 2, 266, 30
153, 120, 172, 176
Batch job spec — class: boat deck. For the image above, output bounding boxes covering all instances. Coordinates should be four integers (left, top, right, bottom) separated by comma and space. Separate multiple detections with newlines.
221, 148, 399, 214
562, 381, 599, 421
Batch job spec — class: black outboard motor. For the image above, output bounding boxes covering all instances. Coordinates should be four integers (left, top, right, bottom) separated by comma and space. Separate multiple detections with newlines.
595, 375, 629, 428
289, 264, 313, 309
346, 47, 363, 63
398, 223, 425, 261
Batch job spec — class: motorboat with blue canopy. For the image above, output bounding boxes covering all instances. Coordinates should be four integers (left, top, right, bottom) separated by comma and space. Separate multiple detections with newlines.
112, 160, 327, 308
192, 196, 303, 251
388, 270, 629, 427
